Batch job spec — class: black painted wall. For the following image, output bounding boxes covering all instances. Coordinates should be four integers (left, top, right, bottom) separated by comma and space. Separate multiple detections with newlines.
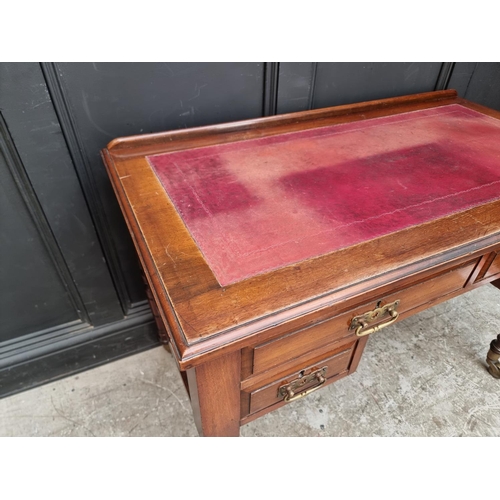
1, 62, 499, 397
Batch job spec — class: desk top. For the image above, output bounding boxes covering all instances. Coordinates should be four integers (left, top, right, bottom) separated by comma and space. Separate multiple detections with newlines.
102, 90, 500, 366
148, 104, 500, 286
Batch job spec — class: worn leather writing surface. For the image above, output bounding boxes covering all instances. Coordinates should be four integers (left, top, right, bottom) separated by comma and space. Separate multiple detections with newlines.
148, 104, 500, 286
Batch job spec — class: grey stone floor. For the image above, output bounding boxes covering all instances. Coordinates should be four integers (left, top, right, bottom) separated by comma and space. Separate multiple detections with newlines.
1, 285, 500, 437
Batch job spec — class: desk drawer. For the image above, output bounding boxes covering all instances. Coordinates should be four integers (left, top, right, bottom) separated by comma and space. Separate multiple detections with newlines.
250, 258, 477, 376
248, 341, 356, 415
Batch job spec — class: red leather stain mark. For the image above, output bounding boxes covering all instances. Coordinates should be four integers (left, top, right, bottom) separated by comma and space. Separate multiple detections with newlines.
149, 155, 259, 219
280, 142, 500, 231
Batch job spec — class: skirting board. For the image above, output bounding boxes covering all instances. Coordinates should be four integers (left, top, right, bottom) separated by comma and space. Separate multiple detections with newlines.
0, 313, 160, 399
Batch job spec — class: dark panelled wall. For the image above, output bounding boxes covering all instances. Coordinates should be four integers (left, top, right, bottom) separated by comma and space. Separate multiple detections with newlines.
1, 62, 499, 397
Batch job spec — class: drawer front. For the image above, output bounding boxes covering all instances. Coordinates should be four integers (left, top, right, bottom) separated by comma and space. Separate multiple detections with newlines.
252, 259, 477, 375
248, 341, 356, 415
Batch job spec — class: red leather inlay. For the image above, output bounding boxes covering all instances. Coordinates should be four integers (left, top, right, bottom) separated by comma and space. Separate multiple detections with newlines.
148, 105, 500, 286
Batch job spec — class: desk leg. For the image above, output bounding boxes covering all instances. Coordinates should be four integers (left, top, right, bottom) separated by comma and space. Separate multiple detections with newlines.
187, 351, 241, 437
487, 334, 500, 379
485, 280, 500, 378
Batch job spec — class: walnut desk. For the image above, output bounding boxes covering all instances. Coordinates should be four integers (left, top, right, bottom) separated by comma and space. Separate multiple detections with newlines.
102, 90, 500, 436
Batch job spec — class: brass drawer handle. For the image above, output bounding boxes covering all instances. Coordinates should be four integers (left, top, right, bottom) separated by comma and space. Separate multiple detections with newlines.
350, 300, 400, 337
278, 367, 327, 402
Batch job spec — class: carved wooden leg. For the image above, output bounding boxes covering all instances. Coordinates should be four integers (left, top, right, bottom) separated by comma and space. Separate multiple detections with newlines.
187, 351, 241, 437
487, 334, 500, 379
487, 280, 500, 378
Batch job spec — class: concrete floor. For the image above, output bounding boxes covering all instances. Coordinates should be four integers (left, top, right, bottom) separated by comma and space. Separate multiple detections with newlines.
1, 284, 500, 437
